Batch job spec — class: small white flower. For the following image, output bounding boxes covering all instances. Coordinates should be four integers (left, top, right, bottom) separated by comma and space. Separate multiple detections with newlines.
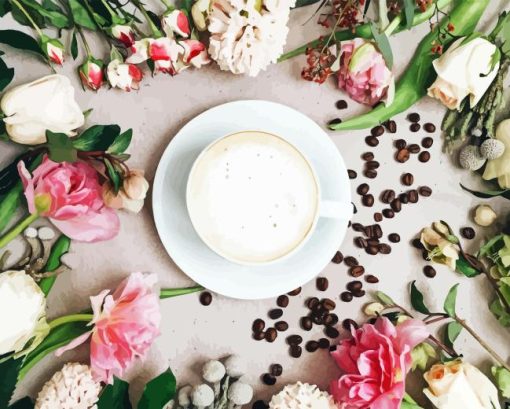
191, 384, 215, 407
474, 204, 497, 227
202, 360, 226, 383
269, 382, 336, 409
228, 381, 253, 406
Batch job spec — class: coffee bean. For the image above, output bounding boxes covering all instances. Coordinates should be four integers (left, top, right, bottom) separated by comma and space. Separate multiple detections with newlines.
388, 233, 400, 243
352, 289, 366, 298
424, 123, 436, 133
325, 326, 340, 338
352, 222, 365, 232
332, 251, 343, 264
322, 298, 336, 311
269, 309, 283, 320
408, 112, 421, 123
412, 238, 424, 249
396, 149, 410, 163
422, 136, 434, 148
366, 160, 380, 170
350, 265, 365, 277
461, 227, 476, 239
307, 297, 319, 309
287, 334, 303, 345
365, 274, 379, 283
381, 189, 396, 204
408, 144, 420, 154
361, 152, 374, 161
324, 313, 338, 326
378, 243, 392, 254
348, 169, 357, 179
275, 321, 289, 332
366, 245, 379, 255
340, 291, 353, 302
346, 280, 362, 292
300, 316, 313, 331
408, 189, 419, 203
252, 318, 265, 333
357, 183, 369, 195
423, 265, 437, 278
365, 136, 379, 147
253, 331, 265, 340
375, 224, 383, 238
354, 237, 367, 249
367, 238, 380, 247
306, 340, 319, 352
418, 151, 431, 162
390, 199, 402, 212
374, 212, 383, 222
399, 192, 409, 203
371, 125, 385, 137
253, 400, 269, 409
364, 169, 378, 179
401, 173, 414, 186
270, 364, 283, 377
289, 345, 302, 358
422, 250, 429, 261
362, 194, 374, 207
312, 314, 324, 325
410, 123, 421, 132
418, 186, 432, 197
318, 338, 330, 349
336, 100, 348, 109
262, 373, 277, 385
384, 120, 397, 133
328, 118, 342, 127
382, 209, 395, 219
342, 318, 358, 331
277, 295, 289, 308
316, 277, 329, 291
344, 256, 358, 267
265, 328, 277, 342
287, 287, 301, 296
395, 139, 407, 149
200, 292, 213, 306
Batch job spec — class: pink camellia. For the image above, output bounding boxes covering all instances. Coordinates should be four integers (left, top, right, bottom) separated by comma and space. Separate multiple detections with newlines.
18, 155, 119, 242
337, 38, 394, 106
330, 317, 429, 409
56, 272, 161, 384
162, 9, 191, 38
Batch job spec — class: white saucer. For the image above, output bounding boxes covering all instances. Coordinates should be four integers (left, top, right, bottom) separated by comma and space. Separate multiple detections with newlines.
152, 100, 351, 299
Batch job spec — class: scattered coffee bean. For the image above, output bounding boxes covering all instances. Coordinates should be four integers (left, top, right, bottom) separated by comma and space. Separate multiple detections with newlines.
424, 123, 436, 133
365, 136, 379, 147
344, 256, 358, 267
328, 118, 342, 127
378, 243, 392, 254
390, 199, 402, 212
422, 136, 434, 148
354, 237, 367, 248
396, 149, 410, 163
422, 250, 429, 261
316, 277, 329, 291
384, 120, 397, 133
325, 326, 340, 338
270, 364, 283, 377
289, 345, 302, 358
382, 209, 395, 219
365, 274, 379, 283
253, 319, 265, 333
366, 245, 379, 255
357, 183, 370, 195
287, 334, 303, 345
374, 212, 383, 222
336, 100, 348, 110
361, 152, 374, 161
349, 265, 365, 277
352, 289, 366, 298
340, 291, 353, 302
367, 238, 380, 246
306, 340, 320, 352
366, 160, 380, 170
275, 321, 289, 332
418, 186, 432, 197
318, 338, 330, 349
423, 265, 437, 278
352, 222, 365, 232
401, 173, 414, 186
348, 169, 357, 179
253, 331, 265, 341
322, 298, 336, 311
268, 309, 283, 320
332, 251, 343, 264
408, 144, 420, 154
362, 194, 374, 207
399, 192, 409, 204
461, 227, 476, 239
371, 125, 385, 137
307, 297, 319, 309
412, 238, 424, 249
324, 313, 338, 326
380, 189, 396, 204
300, 316, 313, 331
342, 318, 358, 331
347, 280, 362, 292
287, 287, 301, 296
262, 373, 277, 385
418, 151, 431, 162
410, 123, 421, 132
277, 295, 289, 308
200, 291, 213, 306
253, 400, 269, 409
408, 189, 419, 203
408, 112, 421, 123
364, 169, 378, 179
388, 233, 401, 243
395, 139, 407, 149
265, 328, 277, 342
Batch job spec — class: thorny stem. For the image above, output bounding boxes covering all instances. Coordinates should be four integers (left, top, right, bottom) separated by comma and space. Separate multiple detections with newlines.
10, 0, 43, 37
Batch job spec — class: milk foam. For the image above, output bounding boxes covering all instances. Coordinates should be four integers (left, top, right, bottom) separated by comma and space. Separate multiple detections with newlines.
187, 131, 319, 264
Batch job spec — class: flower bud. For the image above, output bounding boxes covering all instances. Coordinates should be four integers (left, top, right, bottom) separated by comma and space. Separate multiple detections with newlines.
181, 39, 210, 68
162, 9, 191, 38
123, 169, 149, 201
474, 204, 497, 227
363, 302, 384, 317
110, 24, 135, 48
107, 59, 143, 91
78, 57, 104, 91
40, 36, 65, 65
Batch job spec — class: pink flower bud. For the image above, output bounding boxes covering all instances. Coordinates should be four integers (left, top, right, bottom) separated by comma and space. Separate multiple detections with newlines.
148, 37, 183, 62
40, 36, 65, 65
110, 25, 136, 48
180, 39, 210, 68
107, 59, 143, 91
79, 57, 104, 91
162, 9, 191, 38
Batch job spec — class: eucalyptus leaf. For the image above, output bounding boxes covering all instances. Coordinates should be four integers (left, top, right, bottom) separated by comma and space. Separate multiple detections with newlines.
444, 321, 462, 349
69, 0, 97, 30
410, 281, 430, 314
370, 21, 393, 69
138, 368, 177, 409
492, 366, 510, 398
0, 29, 45, 57
0, 357, 23, 409
97, 377, 132, 409
0, 55, 14, 92
46, 131, 78, 163
490, 297, 510, 327
443, 284, 459, 317
403, 0, 415, 30
72, 125, 121, 152
108, 129, 132, 154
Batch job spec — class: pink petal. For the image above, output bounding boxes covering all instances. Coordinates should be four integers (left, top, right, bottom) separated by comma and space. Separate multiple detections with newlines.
54, 330, 92, 356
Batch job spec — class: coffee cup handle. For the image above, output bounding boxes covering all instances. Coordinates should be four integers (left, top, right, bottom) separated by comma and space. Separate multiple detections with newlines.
319, 200, 353, 220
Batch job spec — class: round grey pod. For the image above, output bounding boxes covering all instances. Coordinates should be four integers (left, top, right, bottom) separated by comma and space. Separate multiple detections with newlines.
480, 139, 505, 160
459, 145, 485, 170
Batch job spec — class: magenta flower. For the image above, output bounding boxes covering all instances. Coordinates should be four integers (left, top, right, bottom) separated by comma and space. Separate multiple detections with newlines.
18, 155, 119, 242
337, 38, 394, 106
330, 317, 429, 409
56, 273, 161, 384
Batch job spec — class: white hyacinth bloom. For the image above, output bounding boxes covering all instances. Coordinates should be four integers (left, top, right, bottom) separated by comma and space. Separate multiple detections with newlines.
269, 382, 337, 409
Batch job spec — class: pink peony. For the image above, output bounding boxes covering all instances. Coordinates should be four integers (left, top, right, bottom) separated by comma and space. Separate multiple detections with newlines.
18, 155, 119, 242
337, 38, 394, 106
56, 273, 161, 384
330, 317, 429, 409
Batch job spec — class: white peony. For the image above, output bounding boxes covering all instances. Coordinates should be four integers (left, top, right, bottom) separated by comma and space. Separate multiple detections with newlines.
1, 75, 85, 145
0, 270, 47, 355
207, 0, 295, 76
269, 382, 337, 409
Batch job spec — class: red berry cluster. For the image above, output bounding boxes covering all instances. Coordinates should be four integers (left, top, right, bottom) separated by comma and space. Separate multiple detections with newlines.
301, 43, 335, 84
318, 0, 363, 30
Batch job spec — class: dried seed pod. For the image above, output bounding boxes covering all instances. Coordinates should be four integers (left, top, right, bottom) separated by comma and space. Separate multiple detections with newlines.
459, 145, 485, 170
480, 138, 505, 160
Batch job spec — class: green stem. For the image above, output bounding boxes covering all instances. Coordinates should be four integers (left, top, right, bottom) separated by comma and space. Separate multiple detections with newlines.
76, 26, 92, 56
48, 313, 93, 330
0, 213, 38, 249
160, 286, 204, 299
10, 0, 43, 37
100, 0, 119, 19
130, 0, 163, 37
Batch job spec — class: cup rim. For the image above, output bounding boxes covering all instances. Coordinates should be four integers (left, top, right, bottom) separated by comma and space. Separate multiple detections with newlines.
186, 130, 321, 266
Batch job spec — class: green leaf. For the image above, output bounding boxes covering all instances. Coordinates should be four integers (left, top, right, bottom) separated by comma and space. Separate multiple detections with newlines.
455, 255, 481, 277
444, 321, 462, 349
410, 281, 430, 314
478, 234, 504, 258
97, 377, 132, 409
375, 290, 396, 306
104, 158, 121, 192
11, 4, 46, 28
293, 0, 321, 7
492, 366, 510, 398
443, 284, 459, 317
18, 0, 70, 28
403, 0, 415, 30
411, 342, 436, 371
39, 235, 71, 296
370, 21, 393, 69
72, 125, 120, 152
69, 0, 97, 30
138, 368, 177, 409
71, 29, 79, 60
0, 55, 14, 92
107, 129, 132, 154
401, 393, 425, 408
0, 29, 45, 57
0, 357, 23, 408
9, 397, 34, 408
47, 131, 78, 163
490, 298, 510, 327
460, 183, 510, 200
0, 0, 11, 16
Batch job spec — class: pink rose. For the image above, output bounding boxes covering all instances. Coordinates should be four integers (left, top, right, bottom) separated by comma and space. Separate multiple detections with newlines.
56, 273, 161, 384
337, 38, 394, 106
18, 155, 119, 242
330, 317, 429, 409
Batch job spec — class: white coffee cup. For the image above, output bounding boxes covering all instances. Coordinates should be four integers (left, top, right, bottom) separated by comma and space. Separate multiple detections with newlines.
186, 131, 352, 265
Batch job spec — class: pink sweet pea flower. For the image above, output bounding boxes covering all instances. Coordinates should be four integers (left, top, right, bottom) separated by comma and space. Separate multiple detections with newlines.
55, 273, 161, 384
17, 156, 119, 242
337, 38, 394, 106
110, 24, 136, 48
162, 9, 191, 38
330, 317, 429, 409
79, 57, 104, 91
181, 39, 210, 68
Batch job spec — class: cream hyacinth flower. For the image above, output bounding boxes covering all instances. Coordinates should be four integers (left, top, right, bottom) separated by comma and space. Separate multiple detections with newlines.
269, 382, 337, 409
35, 363, 102, 409
208, 0, 295, 76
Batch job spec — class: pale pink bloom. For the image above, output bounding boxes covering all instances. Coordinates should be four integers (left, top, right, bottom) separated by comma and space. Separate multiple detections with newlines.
148, 37, 183, 62
55, 273, 161, 384
330, 317, 429, 409
102, 169, 149, 213
162, 9, 191, 38
126, 39, 151, 64
181, 40, 210, 68
18, 155, 119, 242
337, 38, 394, 106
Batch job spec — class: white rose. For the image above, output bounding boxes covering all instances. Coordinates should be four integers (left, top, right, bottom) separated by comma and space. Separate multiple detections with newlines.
424, 361, 501, 409
1, 74, 85, 145
483, 119, 510, 188
0, 270, 47, 355
427, 37, 499, 110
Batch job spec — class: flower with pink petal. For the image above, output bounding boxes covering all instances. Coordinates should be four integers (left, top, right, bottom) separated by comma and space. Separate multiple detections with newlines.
337, 38, 394, 106
110, 25, 136, 48
107, 59, 143, 91
40, 36, 65, 65
17, 155, 119, 242
181, 39, 210, 68
127, 39, 151, 64
162, 9, 191, 38
330, 317, 429, 409
149, 37, 183, 62
55, 273, 161, 384
79, 57, 104, 91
